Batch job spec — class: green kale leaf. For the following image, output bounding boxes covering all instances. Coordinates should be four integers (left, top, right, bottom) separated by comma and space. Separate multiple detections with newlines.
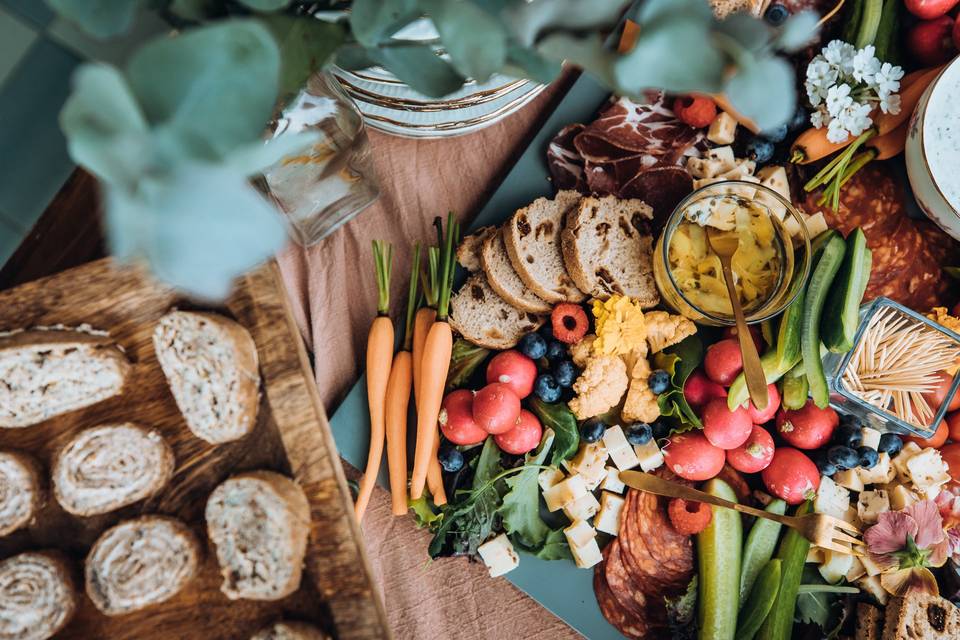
529, 398, 579, 466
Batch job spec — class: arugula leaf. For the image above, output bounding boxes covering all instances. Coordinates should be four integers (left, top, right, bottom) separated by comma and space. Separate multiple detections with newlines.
500, 430, 555, 550
529, 398, 579, 466
795, 565, 853, 635
408, 494, 441, 528
446, 339, 491, 390
654, 335, 704, 432
532, 528, 572, 561
665, 576, 698, 640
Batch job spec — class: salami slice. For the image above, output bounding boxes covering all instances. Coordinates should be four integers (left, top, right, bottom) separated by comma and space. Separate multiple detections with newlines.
594, 547, 649, 640
604, 539, 650, 620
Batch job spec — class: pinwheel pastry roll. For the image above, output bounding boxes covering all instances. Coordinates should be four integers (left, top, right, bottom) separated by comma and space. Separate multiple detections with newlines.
153, 311, 260, 444
250, 621, 329, 640
85, 515, 200, 615
0, 450, 42, 537
205, 470, 310, 600
52, 423, 174, 516
0, 551, 77, 640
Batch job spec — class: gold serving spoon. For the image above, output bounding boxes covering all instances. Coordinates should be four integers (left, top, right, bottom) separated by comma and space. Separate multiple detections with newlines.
705, 226, 768, 410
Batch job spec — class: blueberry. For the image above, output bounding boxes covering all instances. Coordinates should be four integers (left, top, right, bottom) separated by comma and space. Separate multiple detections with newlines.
745, 138, 775, 164
580, 418, 605, 444
519, 333, 547, 360
812, 451, 837, 476
765, 3, 789, 26
626, 423, 653, 446
827, 445, 860, 470
788, 106, 808, 131
553, 360, 578, 388
878, 433, 903, 457
858, 446, 880, 469
835, 424, 863, 449
763, 123, 789, 143
546, 340, 567, 362
648, 369, 671, 395
839, 413, 861, 430
652, 420, 671, 440
534, 374, 562, 403
438, 445, 464, 473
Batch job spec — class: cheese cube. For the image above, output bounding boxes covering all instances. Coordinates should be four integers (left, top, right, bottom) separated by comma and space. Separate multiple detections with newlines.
857, 490, 890, 525
906, 449, 951, 490
846, 556, 866, 582
563, 519, 596, 549
543, 474, 587, 512
857, 575, 888, 604
756, 165, 790, 200
806, 547, 825, 563
893, 442, 922, 482
842, 505, 863, 530
595, 492, 626, 536
563, 491, 601, 522
857, 452, 894, 486
921, 484, 945, 501
693, 177, 726, 191
860, 427, 882, 450
719, 163, 751, 180
860, 553, 883, 577
814, 476, 850, 520
889, 484, 920, 510
538, 467, 565, 492
634, 440, 664, 472
735, 158, 757, 176
819, 551, 855, 584
782, 213, 802, 237
802, 212, 829, 238
706, 145, 737, 171
600, 466, 626, 493
477, 534, 519, 577
570, 442, 608, 474
602, 426, 631, 452
834, 468, 864, 492
608, 444, 641, 472
707, 112, 738, 145
686, 156, 719, 179
720, 175, 759, 199
571, 537, 603, 569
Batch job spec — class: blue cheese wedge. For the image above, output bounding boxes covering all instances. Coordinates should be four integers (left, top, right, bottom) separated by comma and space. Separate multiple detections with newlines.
819, 550, 855, 584
595, 492, 626, 536
570, 537, 603, 569
857, 490, 889, 525
634, 440, 664, 472
600, 466, 625, 493
563, 491, 601, 522
814, 476, 850, 520
543, 474, 587, 512
707, 112, 738, 145
477, 534, 518, 577
563, 519, 596, 549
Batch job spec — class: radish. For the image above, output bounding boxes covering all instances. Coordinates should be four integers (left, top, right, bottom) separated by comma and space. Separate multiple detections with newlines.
702, 398, 753, 450
439, 390, 487, 445
761, 447, 820, 505
726, 425, 775, 474
704, 339, 744, 386
744, 384, 780, 424
776, 400, 838, 450
494, 409, 543, 455
907, 17, 956, 66
472, 382, 522, 434
906, 0, 960, 20
486, 350, 537, 399
684, 369, 727, 409
922, 370, 960, 413
663, 431, 726, 481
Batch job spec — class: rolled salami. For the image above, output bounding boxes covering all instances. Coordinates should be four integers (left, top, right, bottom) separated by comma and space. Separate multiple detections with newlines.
0, 551, 77, 640
0, 451, 42, 536
205, 471, 310, 600
52, 423, 174, 516
85, 515, 200, 615
250, 621, 329, 640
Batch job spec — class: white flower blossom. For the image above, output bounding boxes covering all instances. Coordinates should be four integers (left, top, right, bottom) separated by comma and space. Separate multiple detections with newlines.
875, 62, 904, 96
826, 83, 853, 117
839, 101, 873, 136
810, 108, 828, 129
805, 59, 837, 106
879, 91, 901, 115
823, 40, 856, 74
852, 45, 881, 84
827, 118, 850, 143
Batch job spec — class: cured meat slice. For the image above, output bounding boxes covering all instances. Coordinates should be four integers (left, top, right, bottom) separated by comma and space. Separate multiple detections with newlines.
0, 450, 42, 537
620, 165, 695, 227
594, 546, 649, 640
604, 539, 650, 620
546, 124, 587, 191
0, 551, 77, 640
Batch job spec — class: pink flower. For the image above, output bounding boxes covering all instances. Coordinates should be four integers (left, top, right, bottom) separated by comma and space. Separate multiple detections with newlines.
863, 500, 951, 596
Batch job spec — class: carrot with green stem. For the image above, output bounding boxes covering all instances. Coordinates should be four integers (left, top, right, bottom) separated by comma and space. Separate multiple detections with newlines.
356, 240, 394, 521
410, 213, 459, 500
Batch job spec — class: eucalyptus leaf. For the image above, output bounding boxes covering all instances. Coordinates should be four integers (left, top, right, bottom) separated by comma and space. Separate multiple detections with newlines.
614, 19, 725, 95
713, 13, 770, 51
261, 15, 346, 99
537, 33, 617, 89
126, 21, 280, 161
504, 0, 629, 47
46, 0, 146, 38
227, 131, 319, 177
420, 0, 507, 82
724, 56, 795, 130
637, 0, 712, 25
349, 0, 420, 47
367, 42, 464, 97
502, 45, 562, 85
775, 11, 819, 52
334, 43, 377, 71
168, 0, 220, 22
237, 0, 290, 11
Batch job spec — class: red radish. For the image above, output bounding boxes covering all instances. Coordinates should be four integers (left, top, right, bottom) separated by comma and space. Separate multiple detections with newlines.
776, 400, 839, 450
486, 350, 537, 399
726, 425, 775, 473
947, 411, 960, 442
702, 398, 753, 449
684, 369, 727, 408
939, 443, 960, 482
907, 17, 956, 66
704, 339, 744, 386
439, 390, 487, 445
906, 0, 960, 20
761, 447, 820, 505
472, 382, 521, 434
494, 409, 543, 455
922, 370, 960, 413
722, 325, 763, 353
745, 384, 780, 424
663, 431, 726, 481
904, 418, 949, 448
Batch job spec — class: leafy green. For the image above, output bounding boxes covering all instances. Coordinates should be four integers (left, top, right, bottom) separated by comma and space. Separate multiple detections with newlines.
260, 15, 347, 100
775, 11, 819, 51
421, 0, 507, 83
238, 0, 290, 10
795, 566, 855, 635
500, 429, 555, 550
504, 0, 628, 46
725, 57, 796, 132
529, 398, 579, 467
665, 576, 698, 640
47, 0, 146, 38
349, 0, 420, 47
533, 528, 572, 561
446, 339, 490, 390
654, 335, 704, 431
408, 494, 442, 528
367, 42, 465, 98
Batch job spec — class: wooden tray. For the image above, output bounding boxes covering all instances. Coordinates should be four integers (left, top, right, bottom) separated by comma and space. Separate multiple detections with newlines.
0, 258, 390, 640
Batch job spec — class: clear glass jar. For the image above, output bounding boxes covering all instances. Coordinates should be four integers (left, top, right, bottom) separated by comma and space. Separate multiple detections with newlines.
653, 180, 811, 326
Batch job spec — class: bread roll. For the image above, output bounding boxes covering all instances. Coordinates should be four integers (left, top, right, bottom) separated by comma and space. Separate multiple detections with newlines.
0, 450, 42, 536
52, 423, 174, 516
0, 551, 77, 640
205, 471, 310, 600
250, 621, 329, 640
85, 515, 200, 615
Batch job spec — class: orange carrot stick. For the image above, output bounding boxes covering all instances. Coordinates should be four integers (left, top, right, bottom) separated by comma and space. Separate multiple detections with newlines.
873, 66, 942, 135
867, 121, 908, 160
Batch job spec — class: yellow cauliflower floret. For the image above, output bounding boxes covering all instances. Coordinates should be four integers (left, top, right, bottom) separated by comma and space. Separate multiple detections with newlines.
570, 334, 597, 368
622, 351, 660, 423
645, 311, 697, 354
929, 307, 960, 334
568, 355, 628, 420
592, 295, 647, 356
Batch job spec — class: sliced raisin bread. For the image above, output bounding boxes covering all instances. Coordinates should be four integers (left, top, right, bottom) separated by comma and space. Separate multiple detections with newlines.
0, 450, 43, 537
481, 228, 551, 314
449, 275, 544, 350
503, 190, 586, 303
0, 551, 77, 640
561, 195, 659, 307
456, 226, 496, 273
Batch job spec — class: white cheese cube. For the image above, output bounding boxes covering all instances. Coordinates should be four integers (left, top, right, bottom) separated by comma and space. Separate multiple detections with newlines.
543, 474, 587, 512
893, 442, 922, 482
819, 551, 855, 584
857, 490, 890, 525
857, 575, 888, 604
860, 553, 883, 577
602, 426, 631, 452
538, 467, 565, 492
806, 547, 825, 563
707, 112, 738, 145
600, 466, 626, 493
921, 484, 946, 501
719, 163, 751, 180
595, 492, 626, 536
686, 156, 719, 179
906, 449, 951, 490
720, 176, 759, 199
857, 452, 894, 486
707, 145, 737, 171
814, 476, 850, 520
608, 444, 641, 472
889, 484, 920, 510
563, 519, 596, 549
860, 427, 882, 450
477, 533, 519, 577
563, 491, 601, 522
571, 537, 603, 569
842, 505, 863, 531
834, 468, 864, 492
693, 177, 726, 191
782, 213, 802, 237
735, 158, 756, 176
634, 440, 664, 472
570, 442, 608, 474
802, 212, 829, 239
846, 556, 866, 582
756, 165, 790, 200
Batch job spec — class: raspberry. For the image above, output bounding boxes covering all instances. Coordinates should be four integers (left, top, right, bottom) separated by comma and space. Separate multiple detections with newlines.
668, 497, 713, 535
550, 303, 589, 344
673, 95, 717, 128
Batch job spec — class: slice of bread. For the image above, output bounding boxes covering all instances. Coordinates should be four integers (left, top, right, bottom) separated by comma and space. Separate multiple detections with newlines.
52, 423, 174, 516
85, 515, 200, 615
882, 593, 960, 640
481, 228, 551, 314
251, 621, 329, 640
449, 274, 544, 350
560, 195, 659, 307
456, 226, 496, 273
0, 450, 42, 537
503, 190, 586, 303
0, 329, 130, 428
205, 470, 310, 601
0, 551, 77, 640
154, 311, 260, 445
856, 602, 883, 640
